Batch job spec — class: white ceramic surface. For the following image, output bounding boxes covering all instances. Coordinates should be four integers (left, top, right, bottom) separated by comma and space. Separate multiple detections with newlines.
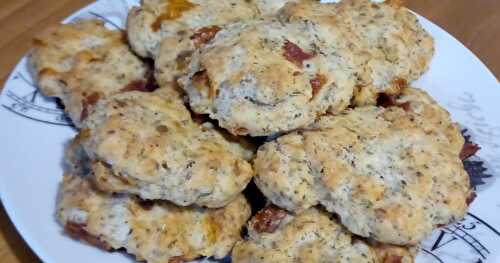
0, 1, 499, 262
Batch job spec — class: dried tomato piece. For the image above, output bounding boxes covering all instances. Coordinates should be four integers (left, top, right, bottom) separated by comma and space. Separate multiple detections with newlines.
80, 92, 101, 121
152, 0, 197, 31
377, 93, 410, 111
459, 142, 480, 161
310, 74, 327, 98
65, 222, 111, 250
377, 93, 397, 107
121, 74, 158, 93
252, 205, 288, 233
397, 101, 411, 111
383, 255, 403, 263
466, 191, 477, 205
190, 26, 221, 48
283, 40, 315, 68
122, 80, 148, 92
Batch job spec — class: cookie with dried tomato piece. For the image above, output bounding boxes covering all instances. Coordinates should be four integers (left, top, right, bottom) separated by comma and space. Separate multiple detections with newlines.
178, 19, 358, 136
127, 0, 258, 82
232, 206, 416, 263
29, 20, 152, 127
76, 87, 254, 208
254, 88, 470, 245
57, 173, 251, 263
280, 0, 434, 106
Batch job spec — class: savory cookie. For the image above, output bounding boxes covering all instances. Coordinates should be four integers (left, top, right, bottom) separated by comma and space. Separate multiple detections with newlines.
127, 0, 258, 63
232, 206, 416, 263
57, 173, 251, 263
30, 20, 152, 127
76, 87, 254, 208
280, 0, 434, 105
254, 88, 470, 245
178, 19, 358, 136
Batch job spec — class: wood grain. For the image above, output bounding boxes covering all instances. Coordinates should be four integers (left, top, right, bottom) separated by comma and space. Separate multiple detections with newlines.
0, 1, 498, 262
406, 0, 500, 80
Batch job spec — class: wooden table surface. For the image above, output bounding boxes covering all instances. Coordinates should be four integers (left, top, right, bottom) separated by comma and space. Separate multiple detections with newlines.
0, 0, 499, 262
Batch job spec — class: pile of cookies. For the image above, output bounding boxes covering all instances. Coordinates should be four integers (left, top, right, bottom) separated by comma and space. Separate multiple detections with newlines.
29, 0, 476, 262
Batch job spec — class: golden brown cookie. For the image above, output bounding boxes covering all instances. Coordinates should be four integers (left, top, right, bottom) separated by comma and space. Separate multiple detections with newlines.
57, 173, 251, 263
178, 19, 358, 136
254, 88, 470, 245
76, 87, 254, 208
30, 20, 152, 127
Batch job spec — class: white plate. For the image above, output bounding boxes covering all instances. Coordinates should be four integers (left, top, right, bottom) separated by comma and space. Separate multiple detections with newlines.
0, 1, 499, 262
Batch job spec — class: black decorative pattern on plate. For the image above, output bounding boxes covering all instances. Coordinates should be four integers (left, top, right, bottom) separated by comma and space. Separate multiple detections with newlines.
2, 71, 72, 126
422, 212, 500, 262
462, 129, 493, 189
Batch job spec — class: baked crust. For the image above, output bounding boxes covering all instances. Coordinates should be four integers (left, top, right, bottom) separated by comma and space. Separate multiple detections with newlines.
76, 87, 254, 208
179, 19, 357, 136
